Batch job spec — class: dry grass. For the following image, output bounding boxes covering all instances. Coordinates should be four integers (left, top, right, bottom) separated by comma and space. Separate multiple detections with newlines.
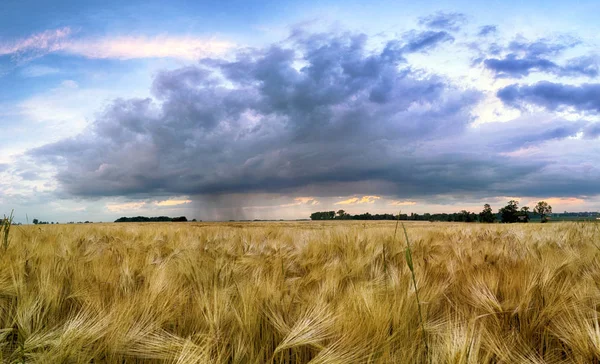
1, 220, 600, 363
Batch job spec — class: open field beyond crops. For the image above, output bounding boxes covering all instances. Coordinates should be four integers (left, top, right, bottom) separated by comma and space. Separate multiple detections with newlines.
1, 221, 600, 363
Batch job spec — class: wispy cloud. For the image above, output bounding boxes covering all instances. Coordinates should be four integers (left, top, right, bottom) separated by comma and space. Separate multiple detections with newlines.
63, 35, 234, 60
279, 197, 319, 207
155, 199, 192, 206
106, 201, 146, 212
0, 27, 71, 62
389, 200, 417, 206
335, 196, 381, 205
519, 196, 585, 209
0, 28, 71, 55
0, 27, 234, 61
543, 197, 585, 206
20, 65, 61, 77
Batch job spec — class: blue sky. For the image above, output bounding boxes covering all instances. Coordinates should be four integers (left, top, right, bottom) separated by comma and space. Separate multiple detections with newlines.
1, 0, 599, 223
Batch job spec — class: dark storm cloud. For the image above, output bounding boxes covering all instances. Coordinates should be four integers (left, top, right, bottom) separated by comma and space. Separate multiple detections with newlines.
478, 25, 497, 37
402, 31, 454, 53
418, 12, 467, 31
485, 55, 598, 78
498, 81, 600, 113
481, 36, 596, 78
484, 56, 559, 78
28, 31, 600, 201
507, 37, 580, 58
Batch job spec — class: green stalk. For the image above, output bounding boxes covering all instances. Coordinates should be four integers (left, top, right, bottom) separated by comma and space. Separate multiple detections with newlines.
2, 210, 13, 251
402, 223, 429, 361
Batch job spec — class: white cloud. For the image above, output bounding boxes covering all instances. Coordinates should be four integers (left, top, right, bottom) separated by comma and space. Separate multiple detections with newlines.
10, 74, 151, 150
17, 81, 114, 140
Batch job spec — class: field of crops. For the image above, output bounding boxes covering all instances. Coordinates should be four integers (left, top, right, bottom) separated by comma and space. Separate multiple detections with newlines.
1, 221, 600, 363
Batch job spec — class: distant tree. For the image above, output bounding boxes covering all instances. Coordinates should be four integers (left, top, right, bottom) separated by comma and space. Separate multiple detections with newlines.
479, 204, 496, 223
310, 211, 336, 220
534, 201, 552, 223
499, 200, 520, 223
518, 206, 530, 223
456, 210, 477, 222
33, 218, 39, 225
336, 209, 346, 219
172, 216, 188, 222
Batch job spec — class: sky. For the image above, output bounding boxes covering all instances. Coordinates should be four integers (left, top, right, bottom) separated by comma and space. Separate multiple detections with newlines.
1, 0, 599, 223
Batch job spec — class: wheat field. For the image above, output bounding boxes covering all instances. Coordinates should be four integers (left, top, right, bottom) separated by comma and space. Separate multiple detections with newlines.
1, 221, 599, 363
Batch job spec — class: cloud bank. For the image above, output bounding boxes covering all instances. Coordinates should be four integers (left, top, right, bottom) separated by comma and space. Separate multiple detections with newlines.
480, 36, 599, 79
498, 81, 600, 113
27, 29, 600, 205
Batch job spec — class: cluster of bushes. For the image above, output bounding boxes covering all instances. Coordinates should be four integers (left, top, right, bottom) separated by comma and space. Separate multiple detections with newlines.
310, 200, 553, 223
32, 220, 93, 225
32, 219, 54, 225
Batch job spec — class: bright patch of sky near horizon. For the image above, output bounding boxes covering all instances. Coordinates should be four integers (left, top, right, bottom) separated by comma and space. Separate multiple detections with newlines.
1, 0, 599, 223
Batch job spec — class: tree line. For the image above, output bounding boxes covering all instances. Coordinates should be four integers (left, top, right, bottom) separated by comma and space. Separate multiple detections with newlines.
33, 220, 94, 224
114, 216, 193, 222
27, 216, 197, 224
310, 200, 553, 223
